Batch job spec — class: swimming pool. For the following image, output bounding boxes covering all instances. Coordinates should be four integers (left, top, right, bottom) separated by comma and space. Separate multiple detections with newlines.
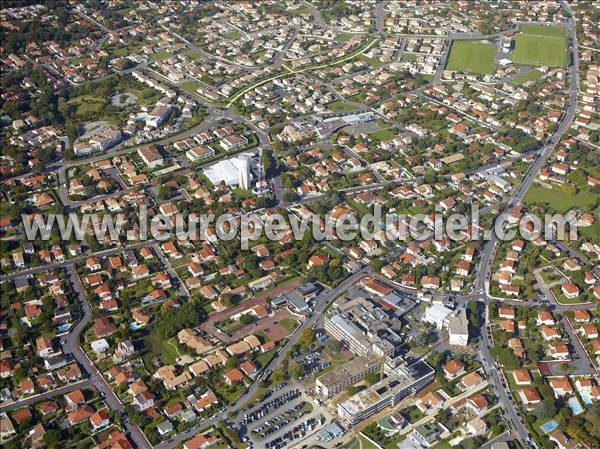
568, 397, 584, 415
129, 322, 144, 331
56, 323, 72, 333
580, 391, 593, 405
540, 420, 558, 433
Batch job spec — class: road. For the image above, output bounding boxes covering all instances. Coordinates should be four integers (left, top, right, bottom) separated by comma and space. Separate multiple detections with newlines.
473, 4, 580, 447
151, 243, 190, 298
155, 266, 370, 449
2, 4, 590, 449
0, 379, 91, 413
65, 265, 153, 449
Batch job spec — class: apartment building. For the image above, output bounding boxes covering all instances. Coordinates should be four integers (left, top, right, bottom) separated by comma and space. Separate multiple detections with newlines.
315, 356, 381, 398
337, 359, 435, 425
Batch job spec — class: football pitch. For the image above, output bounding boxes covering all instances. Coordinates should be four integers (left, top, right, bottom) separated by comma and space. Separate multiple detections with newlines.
445, 40, 497, 75
512, 24, 568, 67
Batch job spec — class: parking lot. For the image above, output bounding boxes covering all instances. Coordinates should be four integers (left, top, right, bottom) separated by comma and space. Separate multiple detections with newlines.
264, 415, 323, 449
243, 386, 302, 426
237, 382, 325, 448
294, 346, 331, 379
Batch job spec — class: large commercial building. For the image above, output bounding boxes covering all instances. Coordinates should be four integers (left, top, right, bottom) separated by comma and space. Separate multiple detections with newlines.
337, 359, 435, 425
315, 356, 381, 398
324, 297, 400, 359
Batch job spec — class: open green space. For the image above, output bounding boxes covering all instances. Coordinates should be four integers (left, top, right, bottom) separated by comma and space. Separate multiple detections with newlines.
445, 40, 496, 74
180, 80, 203, 95
185, 50, 203, 61
336, 33, 355, 43
68, 96, 106, 116
150, 50, 171, 61
509, 69, 543, 85
143, 333, 180, 365
224, 31, 242, 40
326, 100, 357, 112
512, 25, 568, 67
519, 24, 567, 37
112, 42, 145, 57
359, 436, 380, 449
524, 184, 597, 213
278, 318, 298, 333
369, 127, 397, 142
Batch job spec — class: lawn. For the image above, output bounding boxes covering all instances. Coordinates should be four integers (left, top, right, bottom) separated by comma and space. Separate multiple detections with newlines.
278, 318, 298, 333
512, 25, 568, 67
509, 69, 543, 86
369, 127, 397, 142
143, 332, 179, 365
519, 24, 567, 37
224, 31, 241, 40
336, 33, 354, 43
326, 100, 358, 112
524, 184, 597, 213
150, 50, 171, 61
445, 40, 496, 74
186, 51, 203, 61
112, 42, 144, 57
180, 80, 202, 95
359, 436, 380, 449
68, 96, 106, 116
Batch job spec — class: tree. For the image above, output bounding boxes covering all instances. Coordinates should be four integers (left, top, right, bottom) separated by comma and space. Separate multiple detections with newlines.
299, 328, 315, 349
535, 399, 557, 420
43, 429, 62, 449
158, 185, 174, 200
490, 347, 520, 368
270, 367, 286, 383
239, 314, 254, 326
289, 361, 304, 379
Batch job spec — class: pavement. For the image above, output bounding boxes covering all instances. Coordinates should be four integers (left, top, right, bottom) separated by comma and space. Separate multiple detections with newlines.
66, 265, 153, 449
472, 6, 581, 447
0, 379, 91, 413
2, 4, 590, 449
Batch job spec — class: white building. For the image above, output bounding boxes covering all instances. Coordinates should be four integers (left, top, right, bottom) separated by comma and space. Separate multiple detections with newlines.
73, 126, 122, 156
447, 309, 469, 346
423, 304, 453, 330
203, 154, 254, 187
238, 155, 251, 189
138, 145, 164, 168
146, 103, 172, 128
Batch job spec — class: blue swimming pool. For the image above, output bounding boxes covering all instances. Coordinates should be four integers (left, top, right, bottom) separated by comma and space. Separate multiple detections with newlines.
568, 397, 584, 415
56, 323, 72, 333
540, 420, 558, 433
129, 322, 144, 331
580, 391, 593, 405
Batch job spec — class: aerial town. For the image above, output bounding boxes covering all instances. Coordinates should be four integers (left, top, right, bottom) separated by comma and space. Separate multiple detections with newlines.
0, 2, 599, 449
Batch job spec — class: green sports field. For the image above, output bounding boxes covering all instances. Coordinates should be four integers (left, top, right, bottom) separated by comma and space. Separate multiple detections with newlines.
445, 41, 497, 74
512, 25, 568, 67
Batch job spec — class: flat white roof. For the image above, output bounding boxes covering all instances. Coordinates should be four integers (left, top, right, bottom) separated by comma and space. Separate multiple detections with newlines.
203, 154, 253, 186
